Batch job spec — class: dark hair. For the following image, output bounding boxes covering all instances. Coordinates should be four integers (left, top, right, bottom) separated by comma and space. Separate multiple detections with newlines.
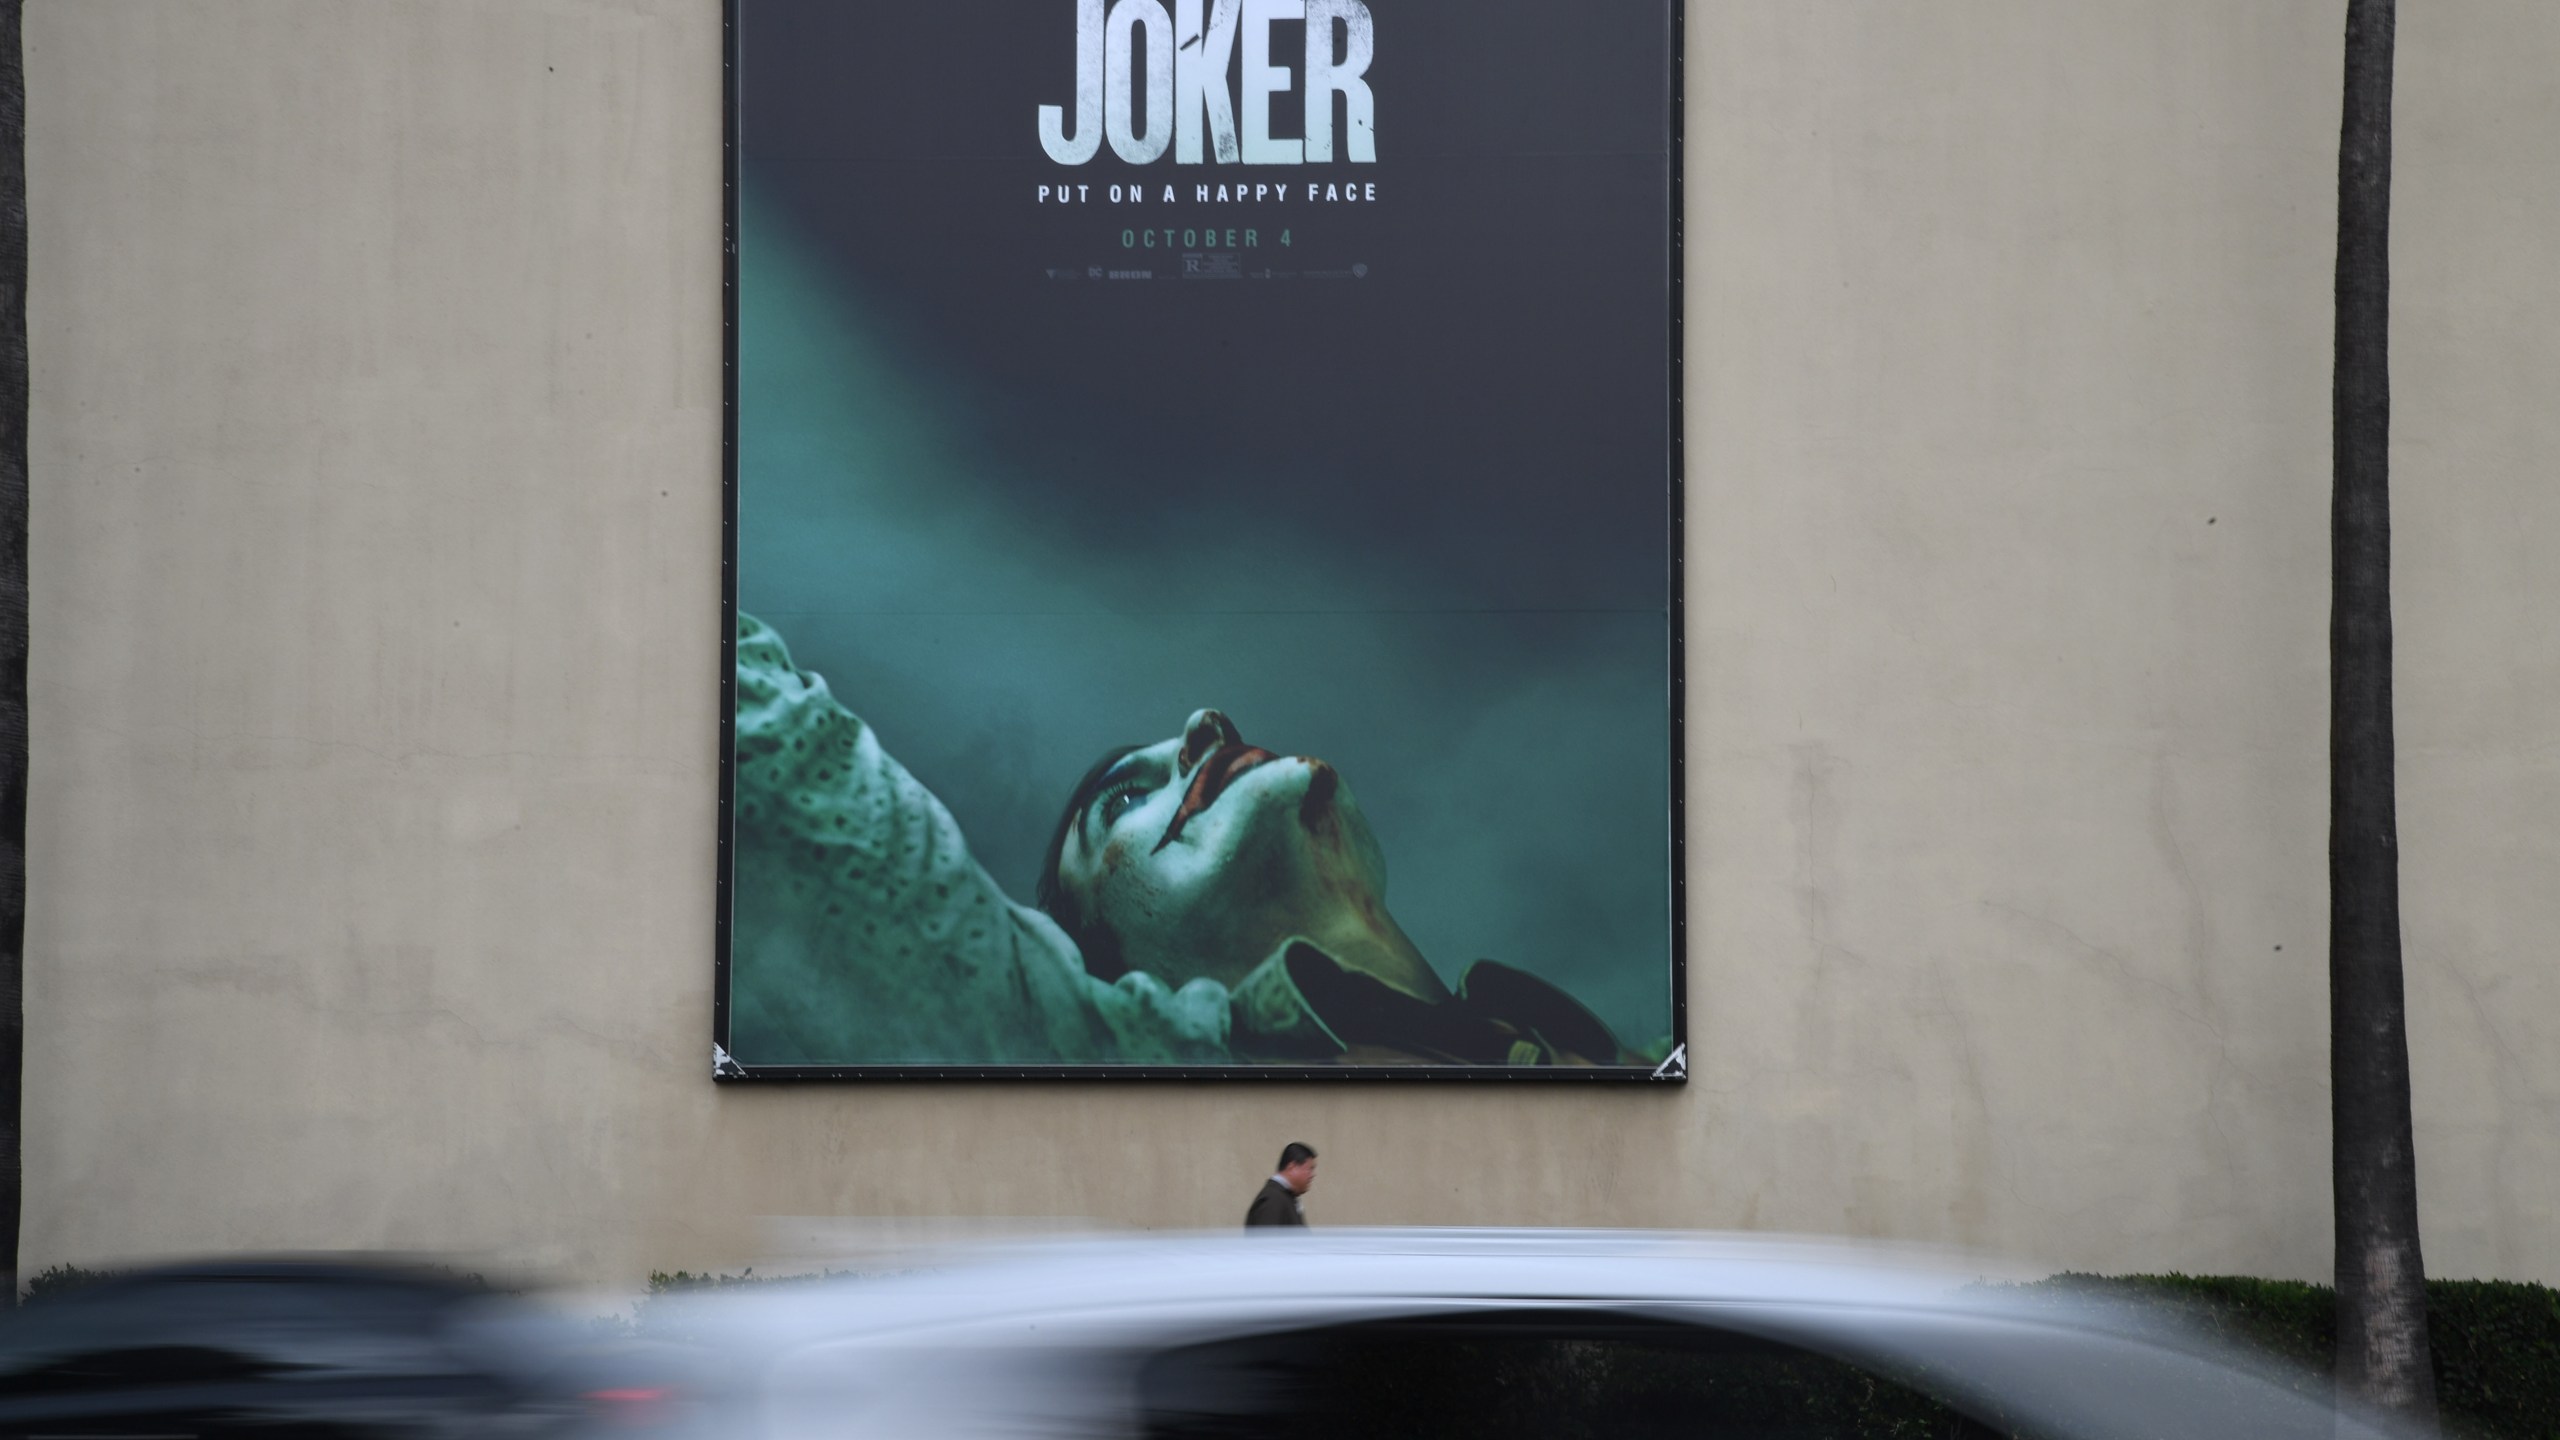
1277, 1142, 1318, 1170
1035, 745, 1139, 981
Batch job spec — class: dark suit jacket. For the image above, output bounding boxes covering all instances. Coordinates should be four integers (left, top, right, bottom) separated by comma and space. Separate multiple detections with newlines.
1244, 1177, 1306, 1228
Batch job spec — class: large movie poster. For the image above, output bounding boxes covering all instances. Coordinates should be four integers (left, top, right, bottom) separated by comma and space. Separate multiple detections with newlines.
719, 0, 1682, 1078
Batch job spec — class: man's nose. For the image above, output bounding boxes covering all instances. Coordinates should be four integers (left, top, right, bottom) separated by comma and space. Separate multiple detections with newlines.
1179, 708, 1243, 772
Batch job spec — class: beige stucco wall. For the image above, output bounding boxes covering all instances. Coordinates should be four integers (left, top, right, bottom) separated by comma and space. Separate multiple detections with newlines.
19, 0, 2558, 1288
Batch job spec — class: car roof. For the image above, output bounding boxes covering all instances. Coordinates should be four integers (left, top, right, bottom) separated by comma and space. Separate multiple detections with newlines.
655, 1231, 2421, 1440
652, 1229, 2059, 1348
636, 1231, 2416, 1440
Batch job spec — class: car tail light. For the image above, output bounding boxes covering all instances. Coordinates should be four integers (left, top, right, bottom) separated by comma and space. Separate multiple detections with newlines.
585, 1385, 678, 1426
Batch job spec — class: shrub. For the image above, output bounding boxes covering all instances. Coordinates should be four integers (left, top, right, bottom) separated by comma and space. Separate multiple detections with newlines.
18, 1263, 122, 1304
628, 1266, 877, 1339
1990, 1274, 2560, 1440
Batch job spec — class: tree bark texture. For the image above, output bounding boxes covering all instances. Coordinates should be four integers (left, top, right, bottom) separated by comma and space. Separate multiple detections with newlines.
0, 0, 22, 1309
0, 0, 22, 1310
2330, 0, 2433, 1422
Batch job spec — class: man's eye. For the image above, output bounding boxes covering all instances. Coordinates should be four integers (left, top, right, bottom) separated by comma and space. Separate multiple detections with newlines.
1100, 785, 1148, 824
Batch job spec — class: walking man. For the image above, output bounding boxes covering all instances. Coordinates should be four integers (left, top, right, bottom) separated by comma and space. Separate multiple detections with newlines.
1245, 1142, 1317, 1228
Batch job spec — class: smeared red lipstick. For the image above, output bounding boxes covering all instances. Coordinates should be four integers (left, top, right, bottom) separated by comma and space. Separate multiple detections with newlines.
1154, 742, 1279, 852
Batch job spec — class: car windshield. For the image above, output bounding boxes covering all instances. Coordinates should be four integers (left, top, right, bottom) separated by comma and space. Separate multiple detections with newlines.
1130, 1305, 2394, 1440
1137, 1311, 2019, 1440
0, 1276, 476, 1396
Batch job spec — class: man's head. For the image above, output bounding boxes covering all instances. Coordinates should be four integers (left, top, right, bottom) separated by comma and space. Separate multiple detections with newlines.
1036, 708, 1392, 992
1276, 1141, 1318, 1194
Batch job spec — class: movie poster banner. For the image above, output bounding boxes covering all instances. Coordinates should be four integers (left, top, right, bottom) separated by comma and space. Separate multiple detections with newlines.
718, 0, 1682, 1078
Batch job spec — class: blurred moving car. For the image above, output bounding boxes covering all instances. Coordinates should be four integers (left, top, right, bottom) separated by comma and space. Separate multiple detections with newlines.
0, 1258, 682, 1438
635, 1230, 2413, 1440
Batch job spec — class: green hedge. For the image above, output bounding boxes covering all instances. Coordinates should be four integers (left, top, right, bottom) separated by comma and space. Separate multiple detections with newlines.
1991, 1274, 2560, 1440
17, 1264, 121, 1305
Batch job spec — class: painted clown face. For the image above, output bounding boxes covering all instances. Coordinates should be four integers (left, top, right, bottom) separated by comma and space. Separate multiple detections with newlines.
1046, 708, 1428, 996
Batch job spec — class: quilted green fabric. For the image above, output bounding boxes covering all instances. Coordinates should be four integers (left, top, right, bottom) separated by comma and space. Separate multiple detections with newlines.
727, 613, 1231, 1066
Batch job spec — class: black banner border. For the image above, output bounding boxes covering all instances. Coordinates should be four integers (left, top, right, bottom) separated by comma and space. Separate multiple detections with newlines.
713, 0, 1688, 1085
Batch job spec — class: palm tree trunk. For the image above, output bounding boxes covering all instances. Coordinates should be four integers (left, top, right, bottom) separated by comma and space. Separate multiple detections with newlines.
2330, 0, 2433, 1422
0, 0, 23, 1309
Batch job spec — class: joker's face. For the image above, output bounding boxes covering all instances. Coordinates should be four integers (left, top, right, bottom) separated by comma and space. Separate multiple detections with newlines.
1048, 708, 1407, 993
